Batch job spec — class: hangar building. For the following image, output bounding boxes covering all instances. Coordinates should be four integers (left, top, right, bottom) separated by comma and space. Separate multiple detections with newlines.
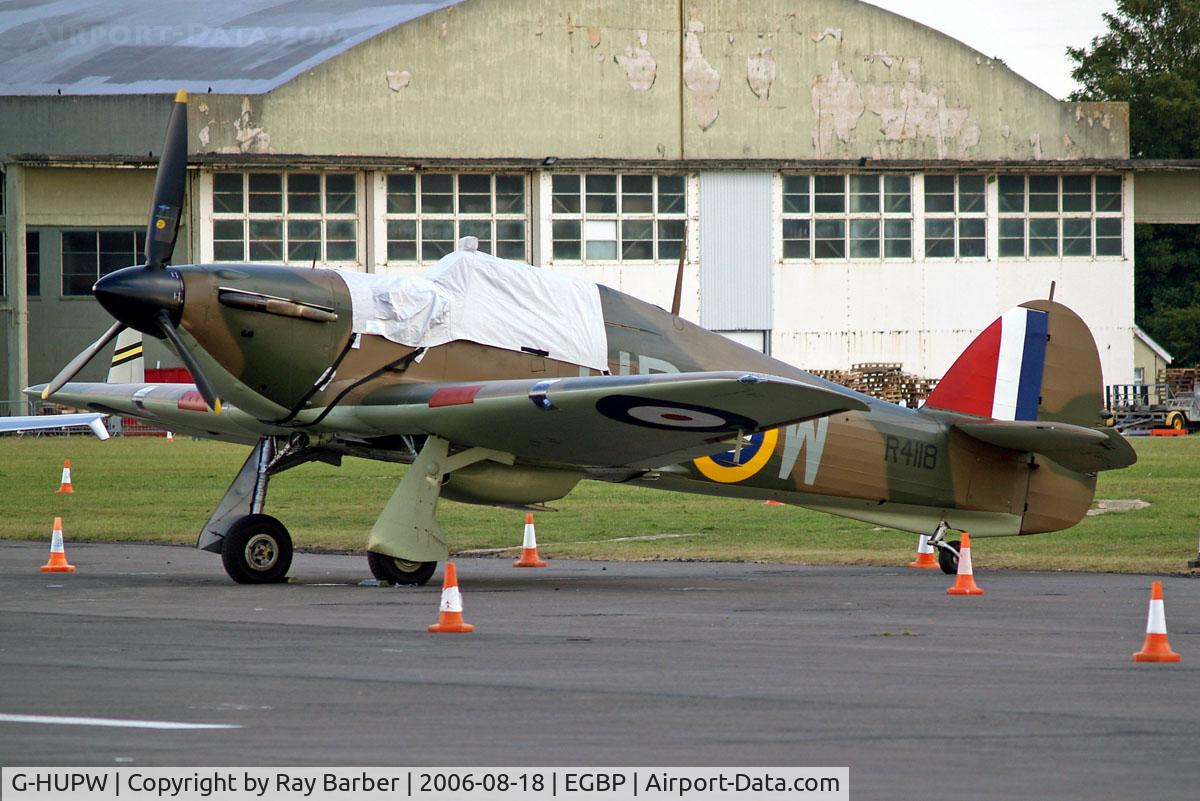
3, 0, 1198, 410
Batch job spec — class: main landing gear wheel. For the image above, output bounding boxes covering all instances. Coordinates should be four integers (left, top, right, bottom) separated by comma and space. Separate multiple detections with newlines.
221, 514, 293, 584
367, 552, 437, 586
937, 540, 962, 575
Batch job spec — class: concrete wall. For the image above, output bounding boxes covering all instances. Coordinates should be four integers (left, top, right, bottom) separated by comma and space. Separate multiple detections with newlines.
179, 0, 1126, 161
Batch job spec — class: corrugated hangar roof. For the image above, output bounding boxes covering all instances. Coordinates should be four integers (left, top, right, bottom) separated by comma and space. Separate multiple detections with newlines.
0, 0, 464, 96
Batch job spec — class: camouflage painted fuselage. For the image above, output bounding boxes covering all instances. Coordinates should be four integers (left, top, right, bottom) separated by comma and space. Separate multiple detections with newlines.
52, 262, 1117, 538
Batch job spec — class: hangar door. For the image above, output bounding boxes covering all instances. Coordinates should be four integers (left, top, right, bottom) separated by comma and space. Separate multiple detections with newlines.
699, 172, 773, 353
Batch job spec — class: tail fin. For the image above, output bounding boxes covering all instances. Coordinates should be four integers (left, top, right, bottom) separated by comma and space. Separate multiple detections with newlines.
107, 329, 144, 384
925, 300, 1100, 426
925, 299, 1134, 472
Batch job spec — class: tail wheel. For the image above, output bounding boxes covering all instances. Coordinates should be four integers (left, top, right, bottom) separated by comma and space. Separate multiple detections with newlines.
221, 514, 293, 584
367, 552, 437, 586
937, 540, 962, 575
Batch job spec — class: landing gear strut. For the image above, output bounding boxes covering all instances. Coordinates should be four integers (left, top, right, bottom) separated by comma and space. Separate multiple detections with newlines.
927, 521, 962, 575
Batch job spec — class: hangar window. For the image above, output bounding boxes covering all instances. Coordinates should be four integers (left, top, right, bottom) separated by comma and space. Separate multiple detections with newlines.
997, 174, 1123, 259
211, 172, 360, 264
782, 174, 912, 261
60, 230, 146, 296
923, 175, 986, 259
0, 234, 34, 297
384, 173, 527, 263
549, 174, 686, 262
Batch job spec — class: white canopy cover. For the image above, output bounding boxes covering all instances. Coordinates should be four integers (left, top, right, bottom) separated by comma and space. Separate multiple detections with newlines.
335, 248, 610, 372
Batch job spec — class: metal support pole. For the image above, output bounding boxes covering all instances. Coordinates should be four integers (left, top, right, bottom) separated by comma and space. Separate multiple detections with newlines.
3, 164, 29, 412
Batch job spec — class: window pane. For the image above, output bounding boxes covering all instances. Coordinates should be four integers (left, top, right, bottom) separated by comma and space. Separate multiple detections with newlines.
458, 174, 491, 214
1095, 175, 1122, 211
325, 173, 356, 214
1096, 217, 1122, 256
286, 173, 320, 214
958, 175, 985, 213
958, 218, 985, 257
884, 175, 911, 213
924, 219, 955, 258
386, 174, 416, 214
98, 231, 137, 275
585, 175, 617, 213
1028, 175, 1058, 212
813, 219, 844, 258
657, 175, 686, 214
584, 218, 617, 259
621, 220, 653, 259
421, 174, 453, 214
496, 174, 525, 213
213, 173, 243, 213
287, 219, 320, 261
459, 219, 492, 251
496, 220, 526, 260
657, 219, 685, 260
621, 174, 653, 213
552, 220, 581, 259
924, 174, 954, 213
999, 219, 1025, 257
386, 220, 417, 261
849, 175, 879, 213
848, 218, 879, 259
998, 175, 1025, 212
884, 219, 911, 258
551, 174, 580, 213
1062, 218, 1092, 256
326, 241, 356, 262
783, 218, 810, 259
26, 231, 40, 296
1029, 218, 1058, 256
213, 241, 244, 261
1061, 175, 1091, 212
248, 220, 283, 260
422, 219, 454, 260
248, 173, 282, 213
783, 175, 809, 214
814, 175, 844, 213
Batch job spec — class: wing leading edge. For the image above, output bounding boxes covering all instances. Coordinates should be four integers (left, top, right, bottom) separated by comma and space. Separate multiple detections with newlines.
352, 371, 870, 468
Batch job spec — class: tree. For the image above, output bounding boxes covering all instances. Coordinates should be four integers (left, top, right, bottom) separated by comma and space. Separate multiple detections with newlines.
1068, 0, 1200, 367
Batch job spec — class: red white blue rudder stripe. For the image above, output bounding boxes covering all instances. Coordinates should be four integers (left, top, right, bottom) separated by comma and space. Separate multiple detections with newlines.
924, 306, 1048, 421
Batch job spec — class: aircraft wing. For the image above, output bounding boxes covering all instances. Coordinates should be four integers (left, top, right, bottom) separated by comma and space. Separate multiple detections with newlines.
0, 412, 110, 440
352, 371, 869, 468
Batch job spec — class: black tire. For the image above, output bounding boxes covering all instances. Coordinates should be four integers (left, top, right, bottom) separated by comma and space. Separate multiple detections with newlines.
221, 514, 293, 584
367, 551, 437, 586
938, 540, 962, 575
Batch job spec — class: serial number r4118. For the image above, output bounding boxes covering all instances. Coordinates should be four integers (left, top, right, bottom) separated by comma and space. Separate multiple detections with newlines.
884, 436, 938, 470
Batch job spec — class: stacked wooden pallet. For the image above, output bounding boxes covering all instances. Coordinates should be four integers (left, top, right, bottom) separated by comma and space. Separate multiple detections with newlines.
1159, 368, 1198, 397
812, 363, 939, 408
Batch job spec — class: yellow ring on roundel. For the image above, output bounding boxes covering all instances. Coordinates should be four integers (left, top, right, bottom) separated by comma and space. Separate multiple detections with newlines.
693, 428, 779, 483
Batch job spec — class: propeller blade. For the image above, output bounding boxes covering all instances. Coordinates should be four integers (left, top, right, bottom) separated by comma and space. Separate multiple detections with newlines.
155, 311, 222, 414
41, 321, 127, 400
144, 89, 189, 269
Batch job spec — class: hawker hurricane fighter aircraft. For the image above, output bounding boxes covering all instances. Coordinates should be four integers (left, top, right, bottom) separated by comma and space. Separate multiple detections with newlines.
33, 92, 1136, 585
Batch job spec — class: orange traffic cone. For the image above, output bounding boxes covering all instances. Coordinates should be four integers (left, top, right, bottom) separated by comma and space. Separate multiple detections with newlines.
55, 459, 75, 494
40, 517, 77, 573
166, 431, 174, 443
764, 500, 785, 506
428, 562, 474, 633
946, 532, 984, 595
513, 513, 547, 568
908, 533, 939, 568
1132, 581, 1181, 662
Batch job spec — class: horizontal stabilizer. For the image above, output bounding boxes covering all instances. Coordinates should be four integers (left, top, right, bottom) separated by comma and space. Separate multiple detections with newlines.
0, 412, 110, 440
955, 419, 1135, 472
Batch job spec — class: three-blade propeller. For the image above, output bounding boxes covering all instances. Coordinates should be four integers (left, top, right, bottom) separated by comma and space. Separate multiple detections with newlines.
41, 89, 222, 413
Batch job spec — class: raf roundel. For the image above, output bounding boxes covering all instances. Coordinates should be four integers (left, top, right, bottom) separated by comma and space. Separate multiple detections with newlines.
693, 428, 779, 483
595, 394, 758, 433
